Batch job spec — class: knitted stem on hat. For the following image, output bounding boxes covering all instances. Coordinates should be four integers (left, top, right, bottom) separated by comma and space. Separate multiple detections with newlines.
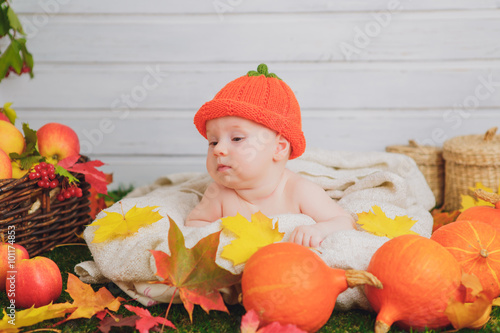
247, 63, 282, 80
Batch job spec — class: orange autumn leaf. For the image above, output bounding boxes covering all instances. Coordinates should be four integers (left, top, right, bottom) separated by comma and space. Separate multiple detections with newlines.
60, 273, 125, 323
150, 217, 241, 321
446, 294, 491, 330
431, 208, 460, 233
445, 273, 492, 330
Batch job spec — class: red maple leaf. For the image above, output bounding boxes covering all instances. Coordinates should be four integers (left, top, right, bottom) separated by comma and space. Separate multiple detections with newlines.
59, 155, 109, 194
124, 304, 176, 332
88, 173, 113, 219
98, 314, 140, 333
150, 217, 241, 321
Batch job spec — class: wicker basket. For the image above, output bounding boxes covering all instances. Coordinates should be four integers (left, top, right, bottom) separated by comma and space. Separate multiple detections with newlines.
386, 140, 445, 207
443, 127, 500, 211
0, 164, 91, 256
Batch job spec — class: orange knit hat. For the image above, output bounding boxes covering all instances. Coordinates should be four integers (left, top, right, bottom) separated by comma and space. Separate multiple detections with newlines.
194, 64, 306, 159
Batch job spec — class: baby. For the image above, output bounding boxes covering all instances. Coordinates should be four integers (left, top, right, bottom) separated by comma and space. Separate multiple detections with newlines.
185, 64, 355, 247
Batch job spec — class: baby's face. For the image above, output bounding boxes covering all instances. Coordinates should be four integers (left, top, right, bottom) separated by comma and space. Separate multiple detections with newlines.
205, 116, 279, 189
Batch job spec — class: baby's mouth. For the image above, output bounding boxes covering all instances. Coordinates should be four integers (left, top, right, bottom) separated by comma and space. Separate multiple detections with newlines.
217, 164, 231, 172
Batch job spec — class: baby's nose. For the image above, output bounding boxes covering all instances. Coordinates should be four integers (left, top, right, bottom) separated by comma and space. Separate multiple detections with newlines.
213, 141, 228, 156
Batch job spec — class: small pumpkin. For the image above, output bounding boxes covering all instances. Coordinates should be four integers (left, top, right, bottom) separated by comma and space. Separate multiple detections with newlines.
365, 234, 465, 333
457, 190, 500, 232
431, 220, 500, 300
241, 242, 382, 333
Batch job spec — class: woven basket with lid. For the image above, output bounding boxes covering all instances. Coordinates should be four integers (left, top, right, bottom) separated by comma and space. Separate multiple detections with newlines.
443, 127, 500, 211
386, 140, 444, 207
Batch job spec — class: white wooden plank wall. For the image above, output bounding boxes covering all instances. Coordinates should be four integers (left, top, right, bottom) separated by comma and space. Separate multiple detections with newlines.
1, 0, 500, 189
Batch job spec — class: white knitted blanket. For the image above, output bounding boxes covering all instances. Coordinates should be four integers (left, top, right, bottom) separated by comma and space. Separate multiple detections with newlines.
75, 148, 435, 310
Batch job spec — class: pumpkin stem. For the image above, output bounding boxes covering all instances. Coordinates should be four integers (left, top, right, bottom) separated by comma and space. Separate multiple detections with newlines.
374, 320, 391, 333
474, 189, 500, 205
480, 248, 489, 258
345, 270, 383, 289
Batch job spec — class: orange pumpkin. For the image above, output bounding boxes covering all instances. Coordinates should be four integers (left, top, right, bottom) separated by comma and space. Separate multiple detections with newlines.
457, 190, 500, 232
365, 234, 465, 333
241, 242, 382, 333
431, 220, 500, 300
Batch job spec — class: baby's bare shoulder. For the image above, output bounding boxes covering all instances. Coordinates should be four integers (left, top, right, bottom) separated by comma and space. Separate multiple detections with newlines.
284, 170, 324, 194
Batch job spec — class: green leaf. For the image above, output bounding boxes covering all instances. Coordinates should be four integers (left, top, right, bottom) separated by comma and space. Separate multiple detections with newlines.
22, 122, 37, 147
19, 155, 42, 170
18, 38, 34, 77
1, 102, 17, 125
6, 7, 24, 34
9, 123, 43, 169
9, 151, 43, 171
0, 38, 33, 81
8, 124, 39, 170
0, 6, 9, 37
55, 165, 80, 184
0, 39, 23, 79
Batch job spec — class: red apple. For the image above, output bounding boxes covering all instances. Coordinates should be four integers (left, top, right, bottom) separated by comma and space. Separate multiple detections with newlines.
7, 256, 62, 308
37, 123, 80, 164
0, 241, 29, 291
0, 121, 25, 156
0, 148, 12, 179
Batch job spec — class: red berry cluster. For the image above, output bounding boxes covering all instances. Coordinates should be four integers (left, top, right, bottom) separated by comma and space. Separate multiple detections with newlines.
57, 185, 83, 202
29, 162, 59, 189
4, 64, 31, 78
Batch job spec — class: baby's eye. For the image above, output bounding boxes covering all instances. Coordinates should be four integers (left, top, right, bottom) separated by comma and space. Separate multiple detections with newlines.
232, 137, 244, 142
209, 141, 218, 147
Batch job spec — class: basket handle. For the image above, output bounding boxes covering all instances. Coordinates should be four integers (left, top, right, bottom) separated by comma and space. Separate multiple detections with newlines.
484, 127, 498, 142
408, 140, 420, 148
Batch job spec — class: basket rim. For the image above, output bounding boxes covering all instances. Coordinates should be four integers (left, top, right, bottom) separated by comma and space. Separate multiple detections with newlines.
442, 127, 500, 166
385, 144, 444, 165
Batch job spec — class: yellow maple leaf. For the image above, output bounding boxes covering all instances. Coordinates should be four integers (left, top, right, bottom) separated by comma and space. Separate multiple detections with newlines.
460, 182, 498, 212
357, 205, 418, 239
221, 212, 284, 266
89, 203, 163, 243
0, 302, 74, 332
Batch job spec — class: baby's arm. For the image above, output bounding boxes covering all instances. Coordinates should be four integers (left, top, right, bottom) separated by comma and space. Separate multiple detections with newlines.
184, 182, 223, 227
289, 179, 355, 247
